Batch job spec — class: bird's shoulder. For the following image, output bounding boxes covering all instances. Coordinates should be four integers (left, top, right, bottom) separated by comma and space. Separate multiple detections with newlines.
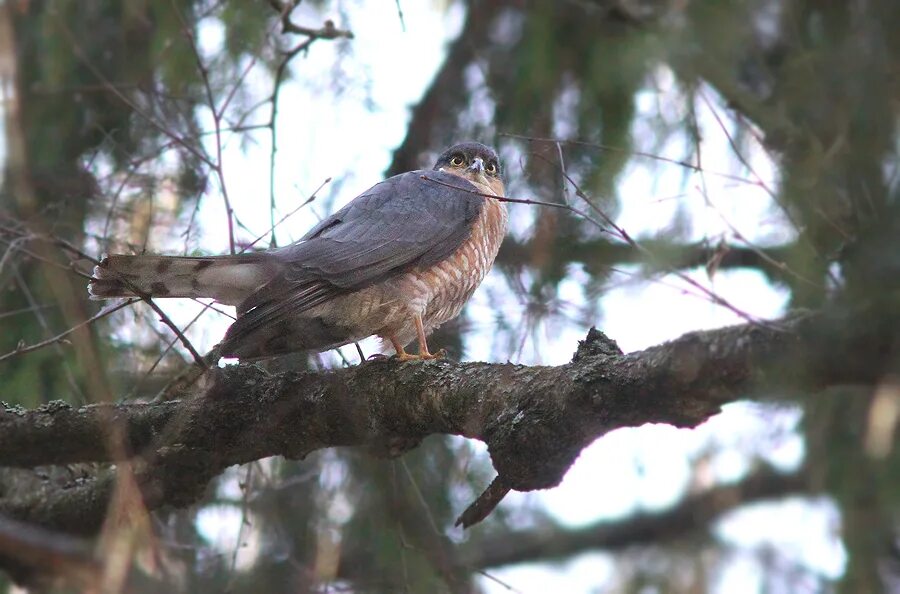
299, 169, 482, 241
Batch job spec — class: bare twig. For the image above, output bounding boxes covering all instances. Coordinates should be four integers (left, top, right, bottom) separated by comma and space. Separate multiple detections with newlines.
0, 299, 136, 363
268, 1, 354, 40
421, 172, 769, 326
171, 0, 237, 254
394, 0, 407, 32
244, 177, 331, 251
134, 293, 208, 368
418, 174, 614, 234
556, 164, 773, 327
696, 91, 839, 286
499, 132, 766, 187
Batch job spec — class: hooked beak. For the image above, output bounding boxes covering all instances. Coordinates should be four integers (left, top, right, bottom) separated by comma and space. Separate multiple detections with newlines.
467, 157, 485, 174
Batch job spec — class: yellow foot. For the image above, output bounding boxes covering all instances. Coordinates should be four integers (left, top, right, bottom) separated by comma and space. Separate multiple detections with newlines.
395, 348, 446, 362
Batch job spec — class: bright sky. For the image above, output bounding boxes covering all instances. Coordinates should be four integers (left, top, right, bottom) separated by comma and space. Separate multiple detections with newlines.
0, 0, 842, 591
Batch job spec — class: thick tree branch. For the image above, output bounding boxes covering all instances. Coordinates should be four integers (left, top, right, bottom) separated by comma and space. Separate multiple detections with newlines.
0, 305, 896, 536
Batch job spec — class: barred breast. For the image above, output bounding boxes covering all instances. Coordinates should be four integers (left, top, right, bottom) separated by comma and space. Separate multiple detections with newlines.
314, 187, 507, 351
369, 187, 508, 347
418, 194, 508, 334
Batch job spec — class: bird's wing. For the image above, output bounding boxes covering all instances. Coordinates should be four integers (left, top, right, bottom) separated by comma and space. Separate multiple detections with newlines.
289, 169, 483, 286
220, 170, 483, 355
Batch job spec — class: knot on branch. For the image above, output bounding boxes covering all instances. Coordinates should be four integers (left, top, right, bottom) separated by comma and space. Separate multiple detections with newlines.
573, 327, 623, 362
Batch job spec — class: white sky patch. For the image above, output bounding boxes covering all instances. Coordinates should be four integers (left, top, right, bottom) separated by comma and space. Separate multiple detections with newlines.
601, 267, 790, 352
481, 552, 616, 594
196, 504, 260, 571
622, 78, 790, 245
716, 497, 846, 580
522, 402, 802, 528
713, 554, 765, 594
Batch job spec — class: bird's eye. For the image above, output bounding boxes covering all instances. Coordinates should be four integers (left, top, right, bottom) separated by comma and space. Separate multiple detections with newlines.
450, 155, 465, 167
486, 162, 497, 174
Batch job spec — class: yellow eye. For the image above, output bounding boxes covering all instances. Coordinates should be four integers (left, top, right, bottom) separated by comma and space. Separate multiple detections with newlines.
450, 155, 465, 167
486, 162, 497, 174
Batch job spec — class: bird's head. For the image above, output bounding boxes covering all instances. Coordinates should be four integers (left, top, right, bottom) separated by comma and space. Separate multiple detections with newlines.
433, 142, 505, 197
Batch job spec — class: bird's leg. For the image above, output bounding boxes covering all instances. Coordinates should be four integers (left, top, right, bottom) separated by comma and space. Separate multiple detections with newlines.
414, 314, 445, 360
385, 316, 444, 362
387, 334, 418, 362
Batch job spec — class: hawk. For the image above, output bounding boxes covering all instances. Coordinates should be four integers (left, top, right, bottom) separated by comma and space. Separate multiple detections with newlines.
89, 142, 508, 361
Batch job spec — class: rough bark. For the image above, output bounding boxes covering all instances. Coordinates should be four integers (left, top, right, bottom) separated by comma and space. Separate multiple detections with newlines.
1, 304, 895, 538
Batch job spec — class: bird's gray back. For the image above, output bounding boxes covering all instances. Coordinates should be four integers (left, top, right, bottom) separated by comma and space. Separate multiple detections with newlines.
276, 169, 483, 289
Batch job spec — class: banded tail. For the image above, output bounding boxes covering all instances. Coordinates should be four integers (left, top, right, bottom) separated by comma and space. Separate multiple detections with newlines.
88, 254, 277, 306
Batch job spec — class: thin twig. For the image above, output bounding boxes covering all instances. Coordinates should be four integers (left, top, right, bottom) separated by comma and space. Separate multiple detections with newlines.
268, 1, 354, 40
138, 294, 208, 368
249, 177, 332, 251
0, 300, 136, 363
555, 140, 569, 205
54, 15, 216, 170
10, 266, 85, 399
418, 174, 614, 235
394, 0, 407, 32
558, 165, 773, 327
500, 131, 765, 186
696, 91, 840, 287
127, 301, 229, 401
171, 0, 236, 254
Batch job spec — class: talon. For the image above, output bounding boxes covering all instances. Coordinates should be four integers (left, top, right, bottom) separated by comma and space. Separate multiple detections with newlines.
367, 353, 389, 361
395, 348, 444, 362
386, 317, 445, 363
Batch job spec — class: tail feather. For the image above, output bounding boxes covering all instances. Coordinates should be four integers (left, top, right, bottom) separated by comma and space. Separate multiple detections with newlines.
88, 254, 276, 306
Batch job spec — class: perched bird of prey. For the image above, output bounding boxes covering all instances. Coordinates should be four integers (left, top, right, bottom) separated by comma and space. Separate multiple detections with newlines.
89, 142, 508, 360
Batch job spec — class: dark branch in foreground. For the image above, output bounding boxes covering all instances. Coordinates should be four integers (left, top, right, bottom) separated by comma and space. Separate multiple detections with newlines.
0, 305, 895, 537
0, 514, 99, 587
